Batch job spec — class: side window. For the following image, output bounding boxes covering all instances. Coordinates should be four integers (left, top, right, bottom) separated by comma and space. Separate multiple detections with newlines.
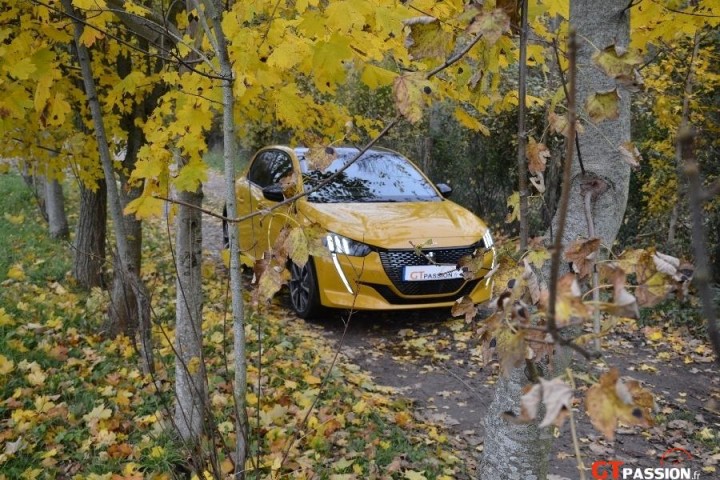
247, 150, 293, 188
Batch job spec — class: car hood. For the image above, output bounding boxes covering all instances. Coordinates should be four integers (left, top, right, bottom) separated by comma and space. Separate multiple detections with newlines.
298, 200, 488, 249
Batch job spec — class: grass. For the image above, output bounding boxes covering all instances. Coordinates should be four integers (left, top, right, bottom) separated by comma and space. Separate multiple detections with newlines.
0, 173, 71, 283
0, 167, 461, 479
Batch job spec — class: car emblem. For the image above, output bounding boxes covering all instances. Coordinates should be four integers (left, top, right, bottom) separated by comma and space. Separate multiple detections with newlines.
426, 251, 435, 262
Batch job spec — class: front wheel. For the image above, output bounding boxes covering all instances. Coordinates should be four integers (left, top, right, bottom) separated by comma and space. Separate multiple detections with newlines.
288, 259, 323, 319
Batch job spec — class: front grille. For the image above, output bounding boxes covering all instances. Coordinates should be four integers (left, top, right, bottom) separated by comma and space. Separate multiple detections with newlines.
368, 280, 481, 305
378, 244, 481, 296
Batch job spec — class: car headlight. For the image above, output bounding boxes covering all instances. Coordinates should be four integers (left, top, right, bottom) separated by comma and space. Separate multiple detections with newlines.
324, 233, 372, 257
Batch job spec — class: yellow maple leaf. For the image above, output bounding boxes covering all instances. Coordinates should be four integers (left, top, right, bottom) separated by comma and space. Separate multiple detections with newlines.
352, 399, 367, 415
0, 354, 15, 375
4, 212, 24, 224
404, 469, 427, 480
7, 264, 26, 281
0, 308, 15, 327
360, 64, 397, 89
27, 367, 47, 386
73, 0, 107, 9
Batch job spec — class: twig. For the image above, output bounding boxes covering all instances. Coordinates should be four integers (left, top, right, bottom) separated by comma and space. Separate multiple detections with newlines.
551, 37, 585, 176
681, 127, 720, 365
547, 29, 601, 362
566, 369, 587, 480
426, 32, 485, 79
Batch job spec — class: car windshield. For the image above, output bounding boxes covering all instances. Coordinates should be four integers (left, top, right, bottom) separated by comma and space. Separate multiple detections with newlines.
297, 149, 441, 203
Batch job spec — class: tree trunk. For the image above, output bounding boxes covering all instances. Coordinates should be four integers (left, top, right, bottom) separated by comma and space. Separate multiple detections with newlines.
107, 114, 144, 337
173, 181, 207, 442
203, 0, 248, 475
20, 168, 48, 222
44, 177, 69, 240
73, 179, 107, 289
63, 0, 153, 373
480, 1, 631, 477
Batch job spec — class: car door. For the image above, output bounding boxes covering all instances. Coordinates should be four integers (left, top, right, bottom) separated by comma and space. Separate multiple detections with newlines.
238, 148, 296, 260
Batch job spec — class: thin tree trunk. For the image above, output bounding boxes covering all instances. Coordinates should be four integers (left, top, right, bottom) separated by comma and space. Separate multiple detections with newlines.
203, 0, 248, 475
517, 0, 529, 250
44, 177, 69, 240
108, 106, 144, 336
480, 1, 632, 477
173, 2, 207, 446
173, 179, 207, 441
667, 31, 701, 249
73, 179, 107, 288
21, 167, 48, 222
62, 0, 153, 373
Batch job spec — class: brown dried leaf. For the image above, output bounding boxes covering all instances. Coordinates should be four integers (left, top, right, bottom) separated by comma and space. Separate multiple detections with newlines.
451, 296, 477, 323
466, 8, 510, 46
529, 173, 546, 194
619, 141, 642, 169
539, 377, 573, 428
600, 265, 639, 319
393, 73, 430, 124
585, 368, 654, 441
306, 146, 337, 171
526, 137, 550, 174
653, 251, 680, 276
548, 112, 585, 138
254, 262, 290, 306
564, 238, 601, 279
279, 170, 299, 197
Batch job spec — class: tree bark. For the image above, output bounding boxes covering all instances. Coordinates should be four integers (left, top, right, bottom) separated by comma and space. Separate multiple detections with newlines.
203, 0, 248, 475
63, 0, 153, 373
44, 175, 69, 240
73, 179, 107, 289
480, 1, 632, 477
173, 180, 207, 442
517, 0, 529, 250
107, 105, 144, 336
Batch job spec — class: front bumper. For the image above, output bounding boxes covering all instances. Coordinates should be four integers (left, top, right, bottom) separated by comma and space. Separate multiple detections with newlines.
313, 249, 495, 311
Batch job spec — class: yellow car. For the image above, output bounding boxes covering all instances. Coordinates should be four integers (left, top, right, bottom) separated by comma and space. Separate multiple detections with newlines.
232, 146, 496, 318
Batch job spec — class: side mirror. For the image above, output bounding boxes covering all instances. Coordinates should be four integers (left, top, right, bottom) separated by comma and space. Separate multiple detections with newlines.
262, 184, 285, 202
436, 183, 452, 198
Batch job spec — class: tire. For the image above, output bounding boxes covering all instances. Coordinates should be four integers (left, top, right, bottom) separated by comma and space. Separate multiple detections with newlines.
288, 258, 323, 318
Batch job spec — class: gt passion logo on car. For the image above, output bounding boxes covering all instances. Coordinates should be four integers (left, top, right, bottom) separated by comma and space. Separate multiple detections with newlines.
591, 448, 700, 479
403, 265, 464, 281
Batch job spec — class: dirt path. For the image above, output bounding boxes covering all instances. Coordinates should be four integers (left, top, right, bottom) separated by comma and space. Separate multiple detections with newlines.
203, 171, 720, 478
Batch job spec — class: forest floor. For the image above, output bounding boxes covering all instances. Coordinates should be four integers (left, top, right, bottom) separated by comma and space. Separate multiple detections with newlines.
203, 171, 720, 479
